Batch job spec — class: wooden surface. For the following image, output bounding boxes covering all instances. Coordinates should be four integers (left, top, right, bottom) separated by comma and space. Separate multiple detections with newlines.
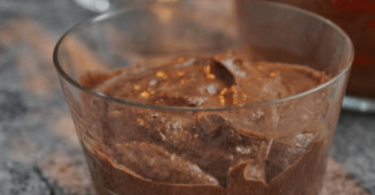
0, 0, 374, 194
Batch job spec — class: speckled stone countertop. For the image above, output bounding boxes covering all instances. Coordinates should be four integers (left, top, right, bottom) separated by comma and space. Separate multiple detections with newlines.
0, 0, 374, 195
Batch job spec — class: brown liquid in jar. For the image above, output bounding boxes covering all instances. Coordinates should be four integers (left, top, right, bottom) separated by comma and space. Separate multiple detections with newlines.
253, 0, 375, 98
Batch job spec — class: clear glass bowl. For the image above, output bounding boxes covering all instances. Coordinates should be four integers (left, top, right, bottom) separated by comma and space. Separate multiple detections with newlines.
54, 1, 353, 195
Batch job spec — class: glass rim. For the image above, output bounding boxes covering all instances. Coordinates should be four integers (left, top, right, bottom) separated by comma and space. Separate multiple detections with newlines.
53, 0, 354, 112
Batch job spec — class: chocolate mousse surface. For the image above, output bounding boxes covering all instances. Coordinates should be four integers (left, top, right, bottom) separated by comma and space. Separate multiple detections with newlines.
78, 52, 332, 195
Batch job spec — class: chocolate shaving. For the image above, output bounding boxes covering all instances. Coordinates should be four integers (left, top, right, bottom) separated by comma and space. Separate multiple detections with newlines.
208, 59, 236, 87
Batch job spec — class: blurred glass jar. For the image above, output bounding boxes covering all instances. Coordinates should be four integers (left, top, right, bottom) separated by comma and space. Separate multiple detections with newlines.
237, 0, 375, 99
72, 0, 180, 12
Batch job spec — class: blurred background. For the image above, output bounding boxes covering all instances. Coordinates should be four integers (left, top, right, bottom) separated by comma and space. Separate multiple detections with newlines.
0, 0, 374, 194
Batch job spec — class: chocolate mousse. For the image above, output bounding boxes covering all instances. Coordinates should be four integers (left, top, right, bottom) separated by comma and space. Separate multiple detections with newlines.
78, 52, 331, 195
